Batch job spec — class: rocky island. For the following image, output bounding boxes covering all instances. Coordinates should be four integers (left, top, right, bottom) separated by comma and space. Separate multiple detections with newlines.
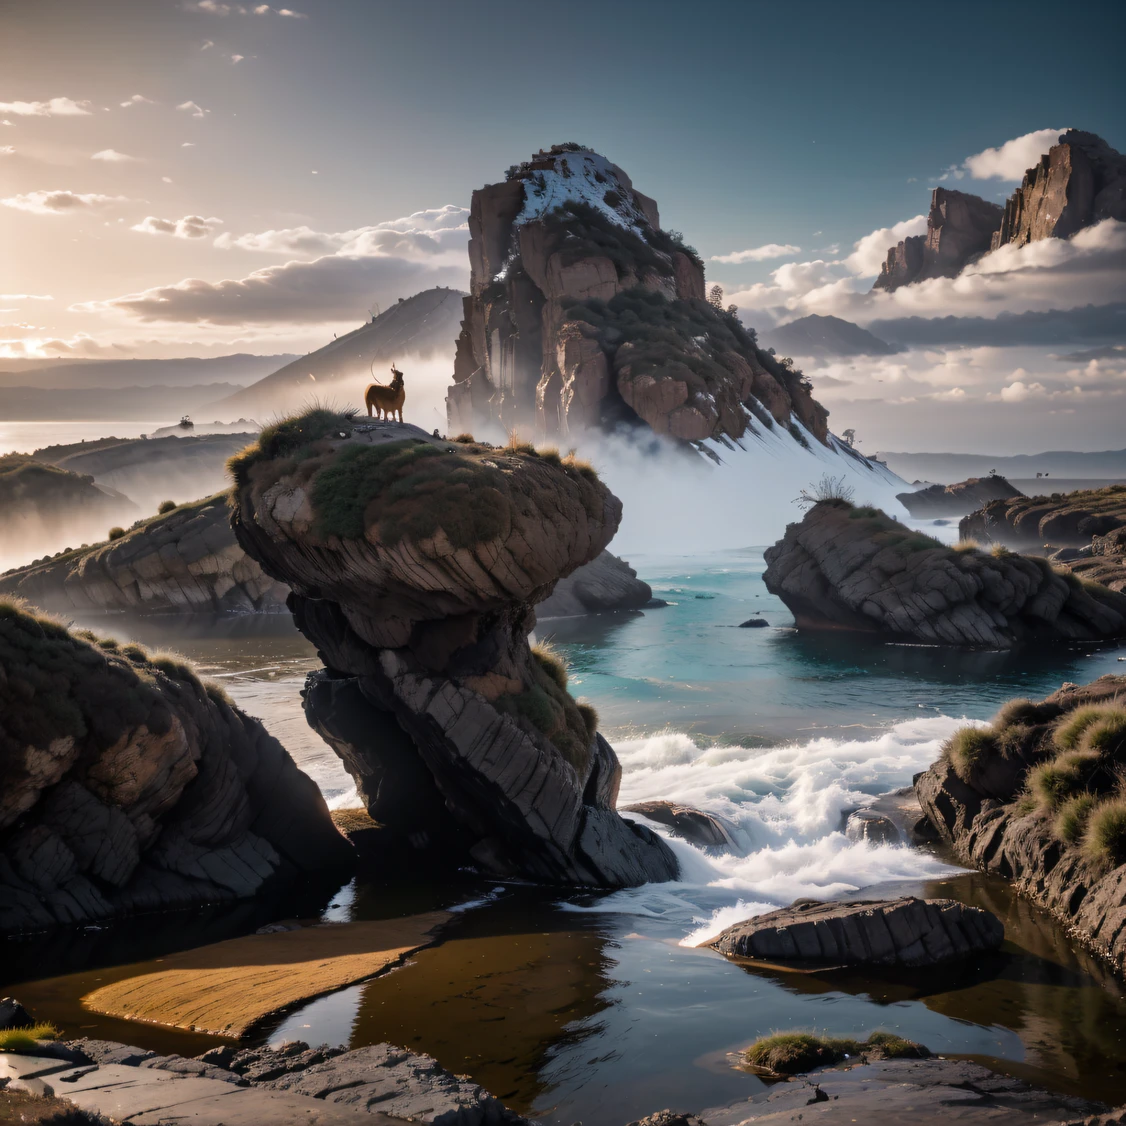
229, 411, 677, 886
763, 498, 1126, 646
897, 474, 1023, 519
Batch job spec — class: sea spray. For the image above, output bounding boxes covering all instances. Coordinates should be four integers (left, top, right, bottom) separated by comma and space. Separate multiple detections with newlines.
563, 716, 975, 942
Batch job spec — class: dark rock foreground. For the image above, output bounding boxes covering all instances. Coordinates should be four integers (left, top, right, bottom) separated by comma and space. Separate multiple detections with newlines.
708, 897, 1003, 966
0, 601, 351, 933
231, 415, 677, 887
763, 499, 1126, 647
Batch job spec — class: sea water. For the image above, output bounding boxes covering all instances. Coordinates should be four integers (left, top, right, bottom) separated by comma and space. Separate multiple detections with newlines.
33, 548, 1126, 1119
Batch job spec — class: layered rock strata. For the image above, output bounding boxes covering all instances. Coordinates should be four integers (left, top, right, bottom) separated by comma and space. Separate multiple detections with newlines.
915, 676, 1126, 974
446, 144, 828, 445
229, 413, 677, 887
0, 601, 351, 933
897, 475, 1023, 519
991, 130, 1126, 250
763, 500, 1126, 647
0, 494, 288, 614
959, 485, 1126, 549
708, 897, 1003, 966
873, 188, 1003, 292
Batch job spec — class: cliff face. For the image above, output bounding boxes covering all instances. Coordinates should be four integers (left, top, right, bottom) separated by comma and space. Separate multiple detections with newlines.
762, 499, 1126, 647
991, 130, 1126, 250
0, 494, 288, 615
959, 485, 1126, 548
229, 412, 677, 887
0, 602, 351, 933
915, 676, 1126, 974
446, 144, 828, 445
873, 188, 1002, 292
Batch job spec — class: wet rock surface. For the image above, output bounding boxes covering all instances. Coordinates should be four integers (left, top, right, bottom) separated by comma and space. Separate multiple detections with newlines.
621, 800, 746, 855
0, 494, 288, 614
230, 415, 677, 887
915, 675, 1126, 975
695, 1058, 1109, 1126
708, 896, 1004, 966
535, 550, 652, 617
763, 499, 1126, 647
3, 1037, 527, 1125
898, 475, 1023, 518
0, 602, 351, 933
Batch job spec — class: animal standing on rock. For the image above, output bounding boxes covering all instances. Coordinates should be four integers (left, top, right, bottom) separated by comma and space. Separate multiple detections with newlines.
365, 364, 406, 421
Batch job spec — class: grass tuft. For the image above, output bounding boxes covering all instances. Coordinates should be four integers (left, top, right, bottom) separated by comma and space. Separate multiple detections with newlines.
531, 640, 568, 690
577, 701, 599, 739
1083, 797, 1126, 867
744, 1030, 927, 1076
107, 526, 126, 541
991, 697, 1047, 729
1056, 706, 1117, 751
1055, 792, 1097, 844
157, 499, 177, 515
946, 726, 998, 783
953, 539, 980, 553
0, 1023, 60, 1051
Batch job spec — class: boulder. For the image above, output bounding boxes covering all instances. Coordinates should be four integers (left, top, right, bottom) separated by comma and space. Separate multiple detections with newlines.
0, 997, 33, 1029
0, 602, 352, 934
763, 499, 1126, 648
914, 675, 1126, 975
738, 618, 768, 628
0, 493, 289, 615
230, 414, 677, 888
896, 475, 1023, 519
622, 800, 746, 855
445, 144, 832, 449
844, 810, 900, 845
535, 550, 652, 618
709, 897, 1003, 966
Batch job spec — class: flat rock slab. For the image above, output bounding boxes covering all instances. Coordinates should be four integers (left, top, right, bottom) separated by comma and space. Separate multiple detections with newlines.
708, 897, 1003, 967
82, 912, 449, 1036
699, 1058, 1105, 1125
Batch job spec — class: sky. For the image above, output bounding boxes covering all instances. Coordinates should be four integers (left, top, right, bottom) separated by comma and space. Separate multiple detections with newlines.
0, 0, 1123, 451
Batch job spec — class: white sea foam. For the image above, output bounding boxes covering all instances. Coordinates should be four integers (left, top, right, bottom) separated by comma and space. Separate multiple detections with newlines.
567, 715, 974, 942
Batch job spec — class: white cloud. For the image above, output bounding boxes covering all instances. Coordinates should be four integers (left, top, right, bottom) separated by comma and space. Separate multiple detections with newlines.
710, 243, 801, 264
132, 214, 223, 239
187, 1, 305, 13
177, 101, 209, 118
201, 39, 215, 49
230, 53, 245, 63
0, 97, 92, 117
0, 146, 13, 156
181, 142, 196, 148
964, 128, 1065, 180
92, 148, 139, 162
1, 189, 128, 214
843, 214, 927, 276
214, 204, 469, 257
0, 294, 53, 301
120, 94, 154, 108
278, 8, 307, 16
79, 205, 468, 325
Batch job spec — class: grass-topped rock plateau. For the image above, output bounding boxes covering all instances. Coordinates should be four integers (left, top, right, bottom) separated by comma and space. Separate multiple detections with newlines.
229, 410, 678, 886
915, 676, 1126, 973
0, 600, 352, 933
764, 495, 1126, 647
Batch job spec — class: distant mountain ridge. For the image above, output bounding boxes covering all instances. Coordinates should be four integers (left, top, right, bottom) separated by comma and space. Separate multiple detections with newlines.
879, 448, 1126, 484
0, 354, 297, 390
213, 287, 466, 416
763, 314, 901, 357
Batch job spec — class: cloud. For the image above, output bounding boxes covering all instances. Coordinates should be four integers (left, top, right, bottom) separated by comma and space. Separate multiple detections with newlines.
0, 97, 92, 117
230, 53, 245, 63
187, 1, 305, 13
0, 146, 13, 156
0, 294, 53, 301
214, 205, 469, 256
710, 243, 801, 264
1, 189, 128, 214
964, 128, 1065, 180
998, 378, 1046, 402
843, 214, 927, 276
132, 214, 223, 239
201, 39, 215, 49
120, 94, 154, 108
92, 148, 139, 162
79, 205, 469, 325
177, 101, 209, 118
181, 142, 196, 147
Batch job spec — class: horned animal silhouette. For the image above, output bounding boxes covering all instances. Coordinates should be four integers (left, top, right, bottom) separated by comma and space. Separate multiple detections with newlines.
365, 364, 406, 421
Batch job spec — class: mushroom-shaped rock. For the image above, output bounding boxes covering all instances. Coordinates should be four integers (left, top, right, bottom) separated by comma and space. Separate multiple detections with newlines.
230, 413, 677, 887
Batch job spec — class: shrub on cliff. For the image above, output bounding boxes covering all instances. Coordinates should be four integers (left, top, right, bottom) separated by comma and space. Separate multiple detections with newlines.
227, 406, 356, 486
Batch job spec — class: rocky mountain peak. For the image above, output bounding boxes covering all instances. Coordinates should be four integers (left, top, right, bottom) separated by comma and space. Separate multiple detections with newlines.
447, 144, 830, 448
